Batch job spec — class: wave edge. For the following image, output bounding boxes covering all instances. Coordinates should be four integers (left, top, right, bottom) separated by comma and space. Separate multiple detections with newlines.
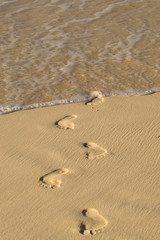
1, 87, 160, 114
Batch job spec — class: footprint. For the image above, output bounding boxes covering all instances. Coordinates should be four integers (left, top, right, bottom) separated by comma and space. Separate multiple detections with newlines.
39, 168, 69, 189
86, 96, 104, 106
56, 115, 77, 129
84, 142, 107, 160
80, 208, 108, 235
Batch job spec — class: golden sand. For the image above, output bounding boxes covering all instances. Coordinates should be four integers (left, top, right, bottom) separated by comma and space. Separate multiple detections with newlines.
0, 94, 160, 239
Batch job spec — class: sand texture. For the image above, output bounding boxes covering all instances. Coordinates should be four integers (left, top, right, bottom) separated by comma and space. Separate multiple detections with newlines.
0, 94, 160, 240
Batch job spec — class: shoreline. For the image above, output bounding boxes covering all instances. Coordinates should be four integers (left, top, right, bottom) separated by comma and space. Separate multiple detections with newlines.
0, 93, 160, 240
1, 86, 160, 114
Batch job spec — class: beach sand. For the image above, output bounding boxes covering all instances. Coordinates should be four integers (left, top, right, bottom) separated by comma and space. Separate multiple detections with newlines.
0, 94, 160, 240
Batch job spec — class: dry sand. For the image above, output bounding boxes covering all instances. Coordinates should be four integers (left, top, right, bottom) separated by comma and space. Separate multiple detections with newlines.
0, 94, 160, 240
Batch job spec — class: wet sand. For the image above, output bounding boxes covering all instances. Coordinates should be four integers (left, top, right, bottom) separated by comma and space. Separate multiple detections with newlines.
0, 94, 160, 240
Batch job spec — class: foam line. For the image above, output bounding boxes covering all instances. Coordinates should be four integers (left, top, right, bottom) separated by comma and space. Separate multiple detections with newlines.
0, 87, 160, 114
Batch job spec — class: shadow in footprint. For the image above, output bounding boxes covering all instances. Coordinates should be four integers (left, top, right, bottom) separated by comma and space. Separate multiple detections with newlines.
86, 96, 104, 106
79, 223, 86, 235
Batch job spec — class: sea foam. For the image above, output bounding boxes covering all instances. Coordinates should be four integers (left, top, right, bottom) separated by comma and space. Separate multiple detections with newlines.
0, 88, 160, 115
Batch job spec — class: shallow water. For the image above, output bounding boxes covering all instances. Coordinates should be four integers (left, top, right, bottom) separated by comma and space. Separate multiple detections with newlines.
0, 0, 160, 113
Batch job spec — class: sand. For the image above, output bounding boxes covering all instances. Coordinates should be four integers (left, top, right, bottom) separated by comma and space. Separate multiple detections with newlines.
0, 94, 160, 240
